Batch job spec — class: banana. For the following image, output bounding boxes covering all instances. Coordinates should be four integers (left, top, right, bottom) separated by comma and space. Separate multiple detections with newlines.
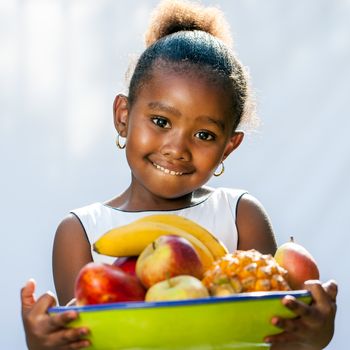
135, 214, 228, 259
93, 221, 215, 270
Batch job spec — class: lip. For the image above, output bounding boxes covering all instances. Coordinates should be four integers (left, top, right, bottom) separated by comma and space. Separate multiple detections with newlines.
151, 161, 192, 176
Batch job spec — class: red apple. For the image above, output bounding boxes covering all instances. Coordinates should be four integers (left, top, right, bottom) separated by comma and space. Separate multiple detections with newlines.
145, 275, 209, 302
75, 262, 146, 305
136, 235, 204, 289
274, 237, 320, 290
113, 256, 138, 276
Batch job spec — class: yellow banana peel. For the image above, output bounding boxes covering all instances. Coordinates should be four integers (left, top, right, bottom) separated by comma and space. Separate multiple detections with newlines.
93, 220, 216, 270
136, 214, 228, 259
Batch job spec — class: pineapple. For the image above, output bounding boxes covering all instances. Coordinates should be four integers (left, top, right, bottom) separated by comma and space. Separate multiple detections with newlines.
202, 249, 290, 296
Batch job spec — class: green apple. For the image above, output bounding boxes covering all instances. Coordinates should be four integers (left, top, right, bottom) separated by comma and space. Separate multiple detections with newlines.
145, 275, 209, 302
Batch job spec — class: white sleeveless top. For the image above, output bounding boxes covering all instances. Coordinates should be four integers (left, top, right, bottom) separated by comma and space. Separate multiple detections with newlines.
70, 187, 247, 264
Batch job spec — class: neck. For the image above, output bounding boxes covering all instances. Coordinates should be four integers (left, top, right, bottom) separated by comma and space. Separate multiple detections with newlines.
107, 186, 195, 212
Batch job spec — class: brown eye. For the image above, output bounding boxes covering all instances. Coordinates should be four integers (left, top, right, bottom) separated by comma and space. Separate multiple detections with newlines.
195, 131, 215, 141
151, 116, 170, 128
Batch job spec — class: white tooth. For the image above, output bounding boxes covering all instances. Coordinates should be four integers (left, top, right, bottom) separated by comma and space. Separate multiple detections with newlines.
153, 162, 183, 176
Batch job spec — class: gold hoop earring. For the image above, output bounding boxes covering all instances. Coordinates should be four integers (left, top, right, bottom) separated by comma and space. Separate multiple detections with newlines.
116, 134, 126, 149
214, 161, 225, 177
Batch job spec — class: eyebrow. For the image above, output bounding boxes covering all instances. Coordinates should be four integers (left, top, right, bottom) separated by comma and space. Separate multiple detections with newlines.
197, 116, 226, 132
148, 101, 181, 117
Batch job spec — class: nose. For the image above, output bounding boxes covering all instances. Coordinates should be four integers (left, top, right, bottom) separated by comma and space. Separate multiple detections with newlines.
160, 131, 191, 161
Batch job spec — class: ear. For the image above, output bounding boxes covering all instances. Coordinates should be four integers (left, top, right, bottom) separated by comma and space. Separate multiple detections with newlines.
222, 131, 244, 161
113, 94, 129, 137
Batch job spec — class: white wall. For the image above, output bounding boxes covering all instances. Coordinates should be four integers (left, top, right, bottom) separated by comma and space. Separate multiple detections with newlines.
1, 1, 348, 349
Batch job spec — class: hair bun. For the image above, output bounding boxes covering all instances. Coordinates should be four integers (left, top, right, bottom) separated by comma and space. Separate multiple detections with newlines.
144, 0, 233, 48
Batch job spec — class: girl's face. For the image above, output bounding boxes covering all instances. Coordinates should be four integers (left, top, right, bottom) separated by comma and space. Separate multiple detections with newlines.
115, 67, 243, 206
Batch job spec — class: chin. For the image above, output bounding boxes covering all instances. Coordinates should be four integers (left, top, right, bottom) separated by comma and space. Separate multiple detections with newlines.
132, 170, 206, 204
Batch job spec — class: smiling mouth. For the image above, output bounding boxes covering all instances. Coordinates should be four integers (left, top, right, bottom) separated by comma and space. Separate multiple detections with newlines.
152, 162, 184, 176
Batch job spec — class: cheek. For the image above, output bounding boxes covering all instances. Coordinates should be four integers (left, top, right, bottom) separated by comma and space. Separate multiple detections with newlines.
192, 146, 223, 169
127, 122, 155, 152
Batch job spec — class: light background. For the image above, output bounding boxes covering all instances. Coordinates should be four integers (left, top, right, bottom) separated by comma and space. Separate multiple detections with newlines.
0, 0, 349, 349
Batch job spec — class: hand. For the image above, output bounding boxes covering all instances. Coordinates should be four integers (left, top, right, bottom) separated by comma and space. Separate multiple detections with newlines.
265, 279, 337, 350
21, 279, 90, 350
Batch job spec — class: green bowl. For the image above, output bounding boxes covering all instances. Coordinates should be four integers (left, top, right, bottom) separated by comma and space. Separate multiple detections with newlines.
50, 290, 311, 350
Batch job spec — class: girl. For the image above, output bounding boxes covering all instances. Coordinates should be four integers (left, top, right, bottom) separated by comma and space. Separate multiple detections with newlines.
21, 1, 337, 349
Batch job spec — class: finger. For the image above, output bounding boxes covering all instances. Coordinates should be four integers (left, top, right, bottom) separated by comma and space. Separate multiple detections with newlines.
29, 291, 58, 317
303, 280, 333, 308
282, 295, 313, 318
64, 339, 91, 349
47, 310, 79, 331
264, 330, 298, 344
47, 327, 90, 347
322, 279, 338, 301
62, 339, 91, 350
271, 315, 304, 334
21, 279, 37, 316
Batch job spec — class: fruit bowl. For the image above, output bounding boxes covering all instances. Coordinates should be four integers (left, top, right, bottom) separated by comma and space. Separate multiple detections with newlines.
49, 290, 311, 350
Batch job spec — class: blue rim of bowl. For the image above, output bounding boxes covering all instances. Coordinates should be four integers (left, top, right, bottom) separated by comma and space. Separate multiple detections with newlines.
49, 290, 311, 313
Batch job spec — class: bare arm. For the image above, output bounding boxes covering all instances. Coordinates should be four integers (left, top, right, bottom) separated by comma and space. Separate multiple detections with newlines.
52, 214, 93, 305
236, 193, 277, 254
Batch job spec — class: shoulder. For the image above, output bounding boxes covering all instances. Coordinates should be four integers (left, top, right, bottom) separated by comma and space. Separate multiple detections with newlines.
54, 213, 89, 245
235, 193, 277, 254
56, 213, 85, 231
237, 193, 270, 223
53, 213, 93, 275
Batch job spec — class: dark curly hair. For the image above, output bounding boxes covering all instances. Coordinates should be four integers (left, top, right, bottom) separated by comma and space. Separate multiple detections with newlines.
127, 0, 255, 132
